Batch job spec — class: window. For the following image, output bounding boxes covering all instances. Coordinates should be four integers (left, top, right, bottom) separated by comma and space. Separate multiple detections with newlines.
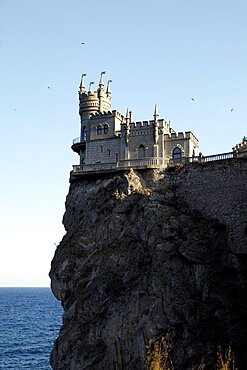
97, 125, 102, 135
173, 147, 182, 159
108, 149, 111, 157
103, 124, 109, 134
82, 126, 87, 142
138, 144, 145, 159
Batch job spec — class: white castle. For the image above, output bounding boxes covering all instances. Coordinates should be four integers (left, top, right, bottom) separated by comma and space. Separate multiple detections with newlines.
71, 72, 199, 176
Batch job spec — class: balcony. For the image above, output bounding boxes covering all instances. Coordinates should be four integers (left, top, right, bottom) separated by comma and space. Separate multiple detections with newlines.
71, 157, 169, 176
71, 137, 86, 154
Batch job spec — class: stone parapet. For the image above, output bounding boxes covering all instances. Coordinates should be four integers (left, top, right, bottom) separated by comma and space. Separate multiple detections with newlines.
71, 157, 169, 177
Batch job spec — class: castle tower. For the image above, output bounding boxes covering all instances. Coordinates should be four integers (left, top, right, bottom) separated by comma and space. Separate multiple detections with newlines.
79, 80, 99, 119
78, 72, 112, 120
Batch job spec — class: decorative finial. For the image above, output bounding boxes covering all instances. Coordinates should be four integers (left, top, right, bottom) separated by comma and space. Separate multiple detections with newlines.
79, 73, 86, 93
88, 81, 94, 93
99, 71, 106, 86
106, 80, 112, 95
126, 108, 129, 119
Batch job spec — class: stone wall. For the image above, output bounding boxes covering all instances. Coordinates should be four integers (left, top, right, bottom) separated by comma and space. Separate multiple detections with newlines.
86, 138, 121, 164
163, 158, 247, 253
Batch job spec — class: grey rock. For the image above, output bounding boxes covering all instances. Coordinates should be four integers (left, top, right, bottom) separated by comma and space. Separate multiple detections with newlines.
50, 163, 247, 369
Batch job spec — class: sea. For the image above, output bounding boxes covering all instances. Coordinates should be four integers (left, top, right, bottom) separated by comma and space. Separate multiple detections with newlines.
0, 288, 63, 370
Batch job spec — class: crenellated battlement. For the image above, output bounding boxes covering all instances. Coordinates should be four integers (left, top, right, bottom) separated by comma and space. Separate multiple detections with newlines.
233, 138, 247, 158
234, 138, 247, 151
126, 118, 171, 129
129, 121, 152, 128
168, 131, 199, 144
88, 110, 124, 119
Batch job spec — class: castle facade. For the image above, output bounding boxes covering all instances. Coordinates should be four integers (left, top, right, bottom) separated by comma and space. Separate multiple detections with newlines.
71, 72, 199, 176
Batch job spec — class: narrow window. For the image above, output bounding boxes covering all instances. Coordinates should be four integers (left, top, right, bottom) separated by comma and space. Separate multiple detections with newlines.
173, 147, 182, 159
103, 124, 109, 134
82, 126, 87, 142
101, 145, 103, 153
97, 125, 102, 135
108, 149, 111, 157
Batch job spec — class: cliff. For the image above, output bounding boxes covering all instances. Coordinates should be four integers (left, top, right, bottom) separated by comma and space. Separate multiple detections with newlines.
50, 159, 247, 369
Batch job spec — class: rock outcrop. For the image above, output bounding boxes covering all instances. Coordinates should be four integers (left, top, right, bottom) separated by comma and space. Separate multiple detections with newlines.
50, 159, 247, 369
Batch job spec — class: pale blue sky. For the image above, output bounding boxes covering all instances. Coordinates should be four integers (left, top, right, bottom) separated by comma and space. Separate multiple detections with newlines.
0, 0, 246, 286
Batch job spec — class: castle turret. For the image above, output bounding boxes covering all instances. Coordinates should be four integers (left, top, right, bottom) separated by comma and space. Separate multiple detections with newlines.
79, 73, 112, 119
79, 74, 86, 94
88, 81, 94, 94
99, 73, 111, 113
153, 105, 159, 144
153, 104, 159, 124
98, 72, 105, 112
79, 78, 98, 119
106, 80, 112, 97
125, 108, 130, 142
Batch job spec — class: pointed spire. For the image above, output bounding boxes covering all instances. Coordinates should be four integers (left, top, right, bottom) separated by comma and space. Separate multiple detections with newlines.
125, 108, 130, 129
129, 111, 133, 122
99, 71, 106, 88
88, 81, 94, 94
153, 104, 159, 126
79, 73, 86, 94
106, 80, 112, 95
154, 104, 159, 118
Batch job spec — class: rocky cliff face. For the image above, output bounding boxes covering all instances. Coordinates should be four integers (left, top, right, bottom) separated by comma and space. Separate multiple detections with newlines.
50, 160, 247, 369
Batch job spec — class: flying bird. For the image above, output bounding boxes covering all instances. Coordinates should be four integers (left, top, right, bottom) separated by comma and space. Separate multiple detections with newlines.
191, 98, 195, 101
81, 42, 85, 45
48, 86, 50, 89
231, 108, 234, 112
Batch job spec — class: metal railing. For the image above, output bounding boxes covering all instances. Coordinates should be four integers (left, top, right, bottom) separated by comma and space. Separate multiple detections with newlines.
72, 137, 80, 145
169, 152, 235, 165
203, 152, 234, 162
72, 137, 87, 145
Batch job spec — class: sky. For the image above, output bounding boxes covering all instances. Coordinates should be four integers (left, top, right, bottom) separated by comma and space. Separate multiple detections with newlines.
0, 0, 246, 287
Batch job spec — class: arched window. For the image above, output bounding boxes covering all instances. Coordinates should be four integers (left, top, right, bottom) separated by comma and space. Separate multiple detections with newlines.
173, 147, 182, 159
97, 125, 102, 135
103, 124, 109, 134
138, 144, 145, 159
82, 126, 87, 142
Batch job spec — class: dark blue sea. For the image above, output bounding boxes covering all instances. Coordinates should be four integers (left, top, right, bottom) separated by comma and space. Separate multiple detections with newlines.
0, 288, 63, 369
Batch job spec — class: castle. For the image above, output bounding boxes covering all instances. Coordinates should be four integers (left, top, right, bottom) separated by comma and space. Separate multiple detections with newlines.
71, 72, 199, 176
